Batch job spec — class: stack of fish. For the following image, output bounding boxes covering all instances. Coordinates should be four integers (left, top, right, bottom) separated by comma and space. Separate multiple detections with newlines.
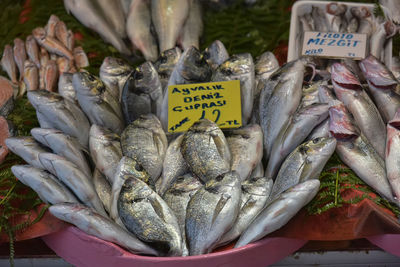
297, 3, 398, 62
64, 0, 203, 61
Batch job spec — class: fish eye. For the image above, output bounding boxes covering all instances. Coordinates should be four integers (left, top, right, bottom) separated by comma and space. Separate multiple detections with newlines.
202, 51, 210, 60
87, 74, 96, 82
215, 174, 224, 181
299, 146, 309, 153
135, 70, 143, 80
135, 163, 144, 172
160, 55, 167, 64
312, 138, 321, 144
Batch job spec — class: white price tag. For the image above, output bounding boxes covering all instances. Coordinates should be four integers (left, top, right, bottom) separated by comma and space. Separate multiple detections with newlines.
302, 31, 367, 59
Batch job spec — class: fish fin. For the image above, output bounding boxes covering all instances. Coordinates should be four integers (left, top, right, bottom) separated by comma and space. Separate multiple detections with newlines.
211, 194, 230, 227
150, 197, 167, 224
212, 133, 230, 162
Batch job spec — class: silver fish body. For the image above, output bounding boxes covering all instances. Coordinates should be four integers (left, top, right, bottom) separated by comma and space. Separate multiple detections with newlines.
311, 6, 329, 32
218, 176, 273, 246
179, 0, 203, 50
306, 118, 331, 140
27, 90, 90, 148
202, 40, 229, 71
11, 165, 78, 204
94, 0, 126, 38
212, 53, 255, 125
151, 0, 190, 53
5, 136, 49, 169
235, 179, 320, 248
370, 20, 396, 61
49, 203, 158, 256
23, 60, 39, 91
31, 127, 92, 178
1, 45, 18, 84
181, 119, 231, 183
93, 168, 112, 214
73, 71, 124, 134
154, 47, 182, 92
254, 51, 279, 86
25, 35, 40, 68
121, 114, 167, 184
186, 171, 241, 255
326, 2, 347, 32
226, 124, 263, 182
58, 72, 76, 102
89, 124, 122, 184
386, 112, 400, 205
249, 161, 264, 179
118, 177, 183, 256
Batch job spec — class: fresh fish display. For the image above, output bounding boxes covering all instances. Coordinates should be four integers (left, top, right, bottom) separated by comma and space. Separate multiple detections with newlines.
126, 0, 158, 61
259, 58, 306, 161
235, 179, 320, 248
99, 57, 133, 101
1, 45, 18, 84
49, 203, 158, 256
27, 90, 90, 148
202, 40, 229, 71
73, 46, 89, 69
38, 152, 107, 216
95, 0, 126, 39
5, 136, 49, 169
31, 127, 92, 178
0, 77, 14, 117
157, 134, 189, 195
151, 0, 190, 53
43, 60, 58, 92
33, 27, 74, 60
13, 38, 27, 80
186, 171, 241, 255
181, 119, 231, 183
225, 124, 263, 182
218, 176, 273, 246
58, 72, 76, 102
331, 62, 386, 158
93, 169, 112, 213
63, 0, 131, 55
326, 2, 347, 32
306, 118, 330, 140
163, 173, 202, 255
154, 47, 182, 91
386, 109, 400, 205
266, 103, 329, 180
11, 165, 78, 205
89, 124, 122, 184
359, 55, 400, 123
369, 20, 396, 61
179, 0, 203, 50
121, 114, 167, 184
118, 177, 182, 256
25, 35, 40, 68
55, 20, 68, 48
254, 51, 279, 86
121, 62, 163, 123
73, 71, 124, 134
45, 15, 60, 38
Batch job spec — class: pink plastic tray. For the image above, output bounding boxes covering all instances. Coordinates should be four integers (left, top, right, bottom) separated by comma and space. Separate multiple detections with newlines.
42, 226, 307, 267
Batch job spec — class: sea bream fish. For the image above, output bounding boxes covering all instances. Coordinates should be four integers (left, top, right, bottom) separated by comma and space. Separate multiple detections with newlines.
94, 0, 126, 38
118, 176, 183, 256
181, 119, 231, 183
235, 179, 320, 248
331, 62, 386, 158
49, 203, 158, 256
186, 171, 241, 255
27, 90, 90, 148
386, 109, 400, 206
202, 40, 229, 71
154, 47, 182, 92
92, 169, 111, 213
11, 165, 78, 205
73, 71, 124, 134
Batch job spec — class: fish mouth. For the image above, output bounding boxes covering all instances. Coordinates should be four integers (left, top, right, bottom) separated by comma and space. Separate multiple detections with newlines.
330, 131, 358, 140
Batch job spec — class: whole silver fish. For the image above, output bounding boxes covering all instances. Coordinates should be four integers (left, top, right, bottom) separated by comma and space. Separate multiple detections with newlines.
186, 171, 241, 255
157, 134, 189, 195
121, 62, 163, 123
181, 119, 231, 183
154, 47, 182, 92
225, 124, 263, 182
386, 110, 400, 205
120, 0, 131, 15
126, 0, 158, 61
151, 0, 190, 53
31, 127, 92, 178
118, 176, 183, 256
99, 57, 133, 101
39, 152, 107, 216
5, 136, 49, 169
73, 46, 89, 69
13, 38, 27, 80
254, 51, 279, 86
94, 0, 126, 38
306, 118, 331, 140
266, 103, 329, 180
311, 6, 329, 32
350, 7, 373, 36
89, 124, 122, 184
202, 40, 229, 71
27, 90, 90, 148
359, 55, 400, 123
110, 156, 150, 224
259, 58, 306, 161
43, 60, 58, 92
163, 173, 202, 256
25, 35, 40, 68
212, 53, 255, 125
63, 0, 131, 55
370, 20, 396, 61
326, 2, 347, 32
121, 114, 167, 184
49, 203, 158, 256
23, 60, 39, 91
45, 15, 60, 37
32, 27, 74, 60
161, 46, 211, 130
55, 20, 68, 48
318, 84, 336, 105
1, 45, 18, 84
235, 179, 320, 248
58, 72, 76, 102
179, 0, 203, 50
268, 137, 336, 202
218, 176, 272, 246
300, 81, 324, 109
73, 71, 124, 134
11, 165, 78, 204
331, 62, 386, 158
93, 169, 111, 214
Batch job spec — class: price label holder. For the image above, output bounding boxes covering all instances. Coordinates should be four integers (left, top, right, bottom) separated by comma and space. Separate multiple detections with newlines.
168, 80, 242, 133
301, 31, 367, 59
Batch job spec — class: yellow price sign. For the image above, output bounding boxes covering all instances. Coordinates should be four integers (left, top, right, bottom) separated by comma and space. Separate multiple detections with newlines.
168, 80, 242, 133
